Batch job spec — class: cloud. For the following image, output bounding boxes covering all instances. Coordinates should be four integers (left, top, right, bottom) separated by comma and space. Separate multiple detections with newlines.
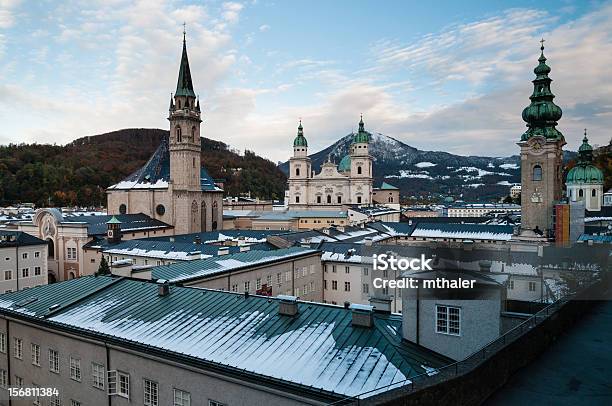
0, 0, 20, 29
259, 24, 270, 32
222, 2, 244, 24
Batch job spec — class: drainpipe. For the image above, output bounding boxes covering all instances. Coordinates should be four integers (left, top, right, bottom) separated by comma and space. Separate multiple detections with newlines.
6, 318, 11, 406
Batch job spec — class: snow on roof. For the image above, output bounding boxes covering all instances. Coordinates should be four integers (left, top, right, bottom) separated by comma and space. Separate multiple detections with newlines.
414, 162, 436, 168
411, 223, 513, 241
0, 277, 451, 398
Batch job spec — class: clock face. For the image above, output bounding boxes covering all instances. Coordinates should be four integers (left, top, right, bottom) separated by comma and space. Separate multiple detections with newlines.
532, 141, 542, 151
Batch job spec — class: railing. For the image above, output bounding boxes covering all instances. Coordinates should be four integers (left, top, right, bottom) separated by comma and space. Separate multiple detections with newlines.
326, 282, 595, 406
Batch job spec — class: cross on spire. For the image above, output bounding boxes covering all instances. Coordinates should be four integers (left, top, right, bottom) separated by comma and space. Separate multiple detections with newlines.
183, 22, 186, 42
540, 37, 545, 50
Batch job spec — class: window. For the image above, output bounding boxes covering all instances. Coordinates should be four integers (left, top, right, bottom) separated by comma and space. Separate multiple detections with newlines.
70, 357, 81, 381
579, 189, 584, 198
108, 370, 129, 398
22, 253, 28, 259
119, 204, 127, 214
317, 196, 321, 203
4, 270, 11, 280
22, 268, 29, 277
295, 168, 300, 176
529, 281, 537, 292
327, 195, 332, 204
0, 369, 6, 388
344, 282, 351, 292
256, 278, 261, 290
34, 266, 41, 276
156, 204, 166, 216
0, 332, 5, 353
533, 165, 542, 181
357, 196, 362, 204
324, 279, 327, 290
332, 265, 336, 273
363, 283, 369, 294
70, 400, 81, 406
436, 305, 461, 336
32, 383, 41, 405
49, 349, 59, 373
13, 337, 22, 359
332, 280, 338, 290
14, 375, 23, 387
173, 388, 191, 406
276, 272, 282, 284
363, 267, 369, 276
357, 166, 362, 175
337, 195, 342, 204
50, 395, 61, 406
67, 247, 77, 261
35, 251, 40, 258
209, 401, 227, 406
92, 363, 105, 389
231, 284, 238, 292
244, 281, 250, 292
592, 189, 597, 197
31, 343, 40, 366
144, 379, 159, 406
295, 196, 300, 203
508, 280, 514, 290
345, 266, 350, 274
176, 126, 182, 142
266, 275, 272, 286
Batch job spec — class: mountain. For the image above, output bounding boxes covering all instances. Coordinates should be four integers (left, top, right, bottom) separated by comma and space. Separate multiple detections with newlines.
279, 133, 578, 201
0, 129, 286, 207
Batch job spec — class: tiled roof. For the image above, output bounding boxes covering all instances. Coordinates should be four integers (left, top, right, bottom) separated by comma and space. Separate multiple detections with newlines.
0, 230, 46, 247
0, 277, 451, 399
63, 213, 173, 237
107, 136, 222, 192
152, 246, 320, 283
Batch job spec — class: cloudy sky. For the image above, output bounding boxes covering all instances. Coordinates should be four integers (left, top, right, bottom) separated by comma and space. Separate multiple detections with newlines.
1, 0, 611, 162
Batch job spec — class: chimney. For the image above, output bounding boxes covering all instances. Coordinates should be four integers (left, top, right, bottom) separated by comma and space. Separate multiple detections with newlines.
157, 280, 170, 297
277, 295, 299, 316
349, 303, 374, 328
369, 297, 392, 313
218, 246, 230, 256
239, 245, 251, 252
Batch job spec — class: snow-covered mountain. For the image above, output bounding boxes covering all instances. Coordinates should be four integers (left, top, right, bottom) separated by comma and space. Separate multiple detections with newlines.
279, 133, 576, 200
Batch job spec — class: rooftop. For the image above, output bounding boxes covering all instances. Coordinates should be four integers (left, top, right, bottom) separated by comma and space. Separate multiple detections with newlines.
62, 213, 173, 236
0, 230, 46, 248
0, 277, 451, 399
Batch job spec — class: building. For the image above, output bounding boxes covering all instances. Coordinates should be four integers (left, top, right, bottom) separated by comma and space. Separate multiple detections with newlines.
0, 277, 451, 405
518, 42, 566, 239
347, 205, 401, 224
566, 131, 604, 211
510, 185, 522, 199
603, 189, 612, 207
287, 117, 373, 210
447, 203, 521, 218
106, 33, 224, 234
223, 196, 273, 211
372, 182, 400, 210
18, 209, 173, 282
0, 231, 47, 293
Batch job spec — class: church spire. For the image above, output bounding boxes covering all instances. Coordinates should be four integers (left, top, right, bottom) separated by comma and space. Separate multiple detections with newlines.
353, 114, 370, 144
578, 128, 594, 162
520, 39, 563, 141
293, 119, 308, 147
175, 27, 196, 98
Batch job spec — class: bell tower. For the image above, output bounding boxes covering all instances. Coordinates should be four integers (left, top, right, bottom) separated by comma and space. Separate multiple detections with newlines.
168, 29, 202, 190
350, 115, 373, 205
288, 120, 311, 208
518, 40, 566, 239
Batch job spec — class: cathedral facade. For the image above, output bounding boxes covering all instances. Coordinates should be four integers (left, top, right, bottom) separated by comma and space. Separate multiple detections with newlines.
287, 117, 373, 210
107, 35, 223, 234
518, 42, 565, 239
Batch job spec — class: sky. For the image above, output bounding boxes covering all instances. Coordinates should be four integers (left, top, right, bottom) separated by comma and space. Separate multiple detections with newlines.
0, 0, 611, 163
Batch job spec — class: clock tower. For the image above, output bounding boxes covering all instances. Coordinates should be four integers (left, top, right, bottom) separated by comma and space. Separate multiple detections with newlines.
518, 40, 565, 238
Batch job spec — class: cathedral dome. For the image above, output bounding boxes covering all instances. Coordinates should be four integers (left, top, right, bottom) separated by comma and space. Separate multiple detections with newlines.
338, 155, 351, 172
353, 115, 371, 144
293, 121, 308, 147
566, 164, 604, 185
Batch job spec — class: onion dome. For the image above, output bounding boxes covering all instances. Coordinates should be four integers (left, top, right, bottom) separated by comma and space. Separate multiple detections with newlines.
520, 40, 564, 141
338, 154, 351, 172
293, 120, 308, 147
353, 115, 371, 144
566, 130, 604, 185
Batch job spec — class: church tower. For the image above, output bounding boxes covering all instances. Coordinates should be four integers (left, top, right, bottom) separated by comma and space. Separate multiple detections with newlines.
288, 121, 311, 207
168, 30, 202, 190
350, 115, 373, 205
518, 40, 566, 238
566, 130, 604, 211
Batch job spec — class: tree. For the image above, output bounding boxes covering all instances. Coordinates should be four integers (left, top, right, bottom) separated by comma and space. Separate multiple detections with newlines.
96, 255, 110, 276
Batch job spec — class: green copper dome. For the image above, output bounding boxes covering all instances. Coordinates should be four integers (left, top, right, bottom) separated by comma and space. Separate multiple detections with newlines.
293, 121, 308, 147
520, 42, 564, 142
566, 131, 603, 185
338, 155, 351, 172
353, 115, 371, 144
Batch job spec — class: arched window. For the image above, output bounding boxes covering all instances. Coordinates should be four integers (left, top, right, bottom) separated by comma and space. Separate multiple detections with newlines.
533, 165, 542, 181
201, 201, 207, 231
592, 189, 597, 197
317, 196, 321, 204
296, 168, 300, 176
193, 157, 196, 168
119, 204, 127, 214
389, 196, 394, 203
337, 196, 342, 204
579, 189, 584, 198
357, 166, 362, 175
176, 126, 182, 143
47, 239, 54, 259
191, 200, 199, 232
327, 195, 332, 204
69, 271, 75, 280
212, 201, 219, 230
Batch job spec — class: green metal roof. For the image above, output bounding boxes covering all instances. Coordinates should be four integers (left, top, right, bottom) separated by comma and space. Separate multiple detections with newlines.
338, 154, 351, 172
379, 182, 399, 190
566, 132, 604, 185
175, 38, 196, 98
0, 277, 451, 399
152, 246, 319, 282
293, 121, 308, 147
106, 216, 122, 224
520, 43, 564, 142
353, 116, 370, 144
